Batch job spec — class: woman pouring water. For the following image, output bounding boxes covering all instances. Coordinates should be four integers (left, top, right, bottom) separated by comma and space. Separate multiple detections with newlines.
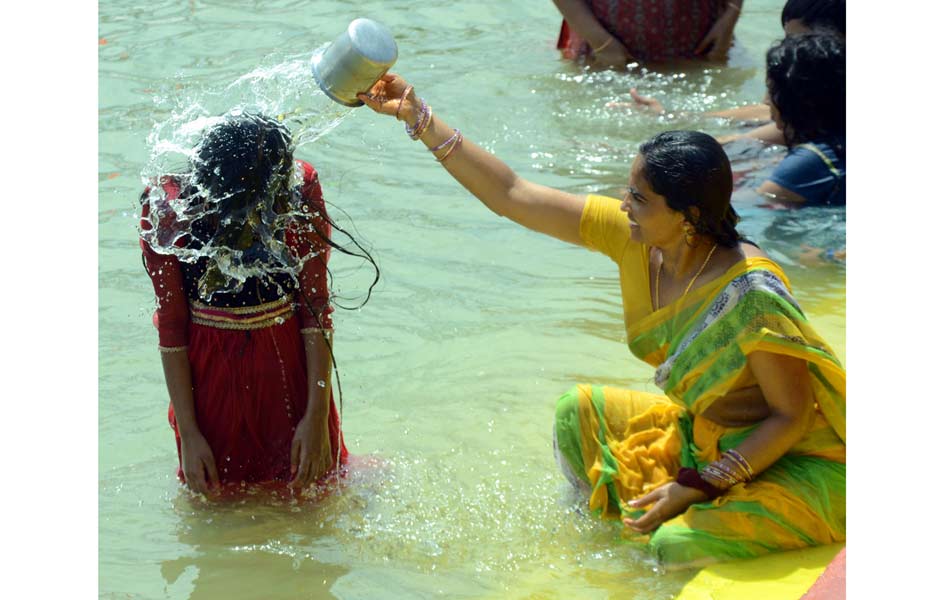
357, 74, 845, 566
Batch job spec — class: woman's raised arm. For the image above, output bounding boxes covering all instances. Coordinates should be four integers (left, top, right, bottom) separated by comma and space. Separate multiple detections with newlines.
358, 74, 587, 247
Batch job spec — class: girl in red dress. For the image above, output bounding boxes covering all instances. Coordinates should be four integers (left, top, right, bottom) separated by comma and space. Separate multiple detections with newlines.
140, 113, 349, 496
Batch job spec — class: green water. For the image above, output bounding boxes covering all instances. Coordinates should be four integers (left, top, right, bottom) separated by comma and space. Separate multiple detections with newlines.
99, 1, 844, 598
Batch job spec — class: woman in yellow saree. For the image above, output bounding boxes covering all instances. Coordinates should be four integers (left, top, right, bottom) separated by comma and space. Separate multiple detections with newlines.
357, 75, 845, 567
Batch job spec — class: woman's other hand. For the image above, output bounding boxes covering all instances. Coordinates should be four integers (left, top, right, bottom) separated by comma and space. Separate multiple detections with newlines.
289, 416, 333, 489
623, 482, 708, 533
694, 4, 741, 60
179, 430, 220, 495
593, 36, 632, 69
358, 73, 418, 123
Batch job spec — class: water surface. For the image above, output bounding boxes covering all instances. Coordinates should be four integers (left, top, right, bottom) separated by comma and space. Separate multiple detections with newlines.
99, 1, 844, 597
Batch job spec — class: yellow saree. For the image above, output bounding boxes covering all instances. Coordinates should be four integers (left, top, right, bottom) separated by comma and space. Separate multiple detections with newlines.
554, 195, 846, 565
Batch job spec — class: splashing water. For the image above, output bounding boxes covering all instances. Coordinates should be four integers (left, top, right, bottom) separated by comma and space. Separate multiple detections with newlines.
138, 47, 356, 300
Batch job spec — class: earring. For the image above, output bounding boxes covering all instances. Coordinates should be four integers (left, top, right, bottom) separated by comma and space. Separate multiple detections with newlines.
684, 226, 697, 247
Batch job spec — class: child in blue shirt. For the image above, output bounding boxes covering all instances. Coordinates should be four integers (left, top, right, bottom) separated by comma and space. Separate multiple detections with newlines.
757, 33, 845, 206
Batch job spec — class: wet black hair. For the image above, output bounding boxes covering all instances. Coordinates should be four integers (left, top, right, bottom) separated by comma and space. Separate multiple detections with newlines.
185, 112, 380, 437
638, 131, 741, 248
766, 32, 845, 153
188, 113, 381, 310
781, 0, 845, 36
193, 113, 294, 221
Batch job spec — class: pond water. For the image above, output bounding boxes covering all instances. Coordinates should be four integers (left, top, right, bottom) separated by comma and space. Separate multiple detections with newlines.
99, 1, 844, 597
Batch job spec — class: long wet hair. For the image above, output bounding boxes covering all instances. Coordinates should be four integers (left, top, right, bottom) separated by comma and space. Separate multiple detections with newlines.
185, 112, 380, 306
187, 113, 296, 256
193, 114, 293, 227
766, 33, 845, 155
638, 131, 741, 248
183, 112, 380, 448
781, 0, 845, 36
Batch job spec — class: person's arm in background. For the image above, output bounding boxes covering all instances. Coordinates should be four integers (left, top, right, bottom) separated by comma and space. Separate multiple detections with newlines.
695, 0, 742, 59
552, 0, 631, 68
756, 179, 808, 205
717, 122, 786, 146
613, 90, 787, 147
707, 104, 770, 122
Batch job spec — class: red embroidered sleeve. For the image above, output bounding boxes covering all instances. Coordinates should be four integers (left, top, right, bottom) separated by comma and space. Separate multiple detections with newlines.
291, 161, 334, 331
140, 186, 190, 349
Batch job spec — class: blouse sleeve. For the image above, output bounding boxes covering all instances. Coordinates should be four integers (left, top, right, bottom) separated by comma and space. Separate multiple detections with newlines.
139, 188, 190, 350
291, 162, 334, 331
578, 194, 636, 264
767, 145, 842, 205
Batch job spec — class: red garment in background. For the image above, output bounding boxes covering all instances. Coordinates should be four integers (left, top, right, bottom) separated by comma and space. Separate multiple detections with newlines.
140, 160, 348, 487
556, 0, 722, 62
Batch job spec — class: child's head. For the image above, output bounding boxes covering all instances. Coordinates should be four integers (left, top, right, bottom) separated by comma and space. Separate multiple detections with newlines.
193, 113, 295, 220
782, 0, 845, 37
765, 32, 845, 146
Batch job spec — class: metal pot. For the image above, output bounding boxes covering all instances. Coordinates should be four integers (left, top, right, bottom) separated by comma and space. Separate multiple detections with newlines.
311, 18, 398, 107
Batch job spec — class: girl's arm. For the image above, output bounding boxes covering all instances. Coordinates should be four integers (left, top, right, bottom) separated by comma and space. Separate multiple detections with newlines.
290, 330, 334, 488
141, 194, 219, 494
358, 74, 588, 247
289, 176, 335, 488
159, 351, 220, 494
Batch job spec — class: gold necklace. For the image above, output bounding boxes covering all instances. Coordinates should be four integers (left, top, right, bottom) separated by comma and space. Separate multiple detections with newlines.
653, 243, 718, 311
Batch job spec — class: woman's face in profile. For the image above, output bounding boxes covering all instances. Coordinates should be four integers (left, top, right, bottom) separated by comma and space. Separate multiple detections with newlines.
620, 155, 686, 247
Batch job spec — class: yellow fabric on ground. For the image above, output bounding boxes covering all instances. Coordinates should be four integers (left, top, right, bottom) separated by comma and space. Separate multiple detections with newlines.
674, 543, 844, 600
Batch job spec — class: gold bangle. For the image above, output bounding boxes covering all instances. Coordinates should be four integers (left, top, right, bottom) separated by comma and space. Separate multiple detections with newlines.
436, 134, 463, 163
592, 37, 614, 53
724, 449, 755, 478
396, 85, 413, 121
699, 467, 733, 491
300, 327, 333, 334
417, 109, 433, 138
158, 345, 188, 353
702, 463, 740, 487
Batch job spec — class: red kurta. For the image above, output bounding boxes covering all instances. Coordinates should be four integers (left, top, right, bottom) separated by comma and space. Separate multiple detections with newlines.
140, 160, 348, 488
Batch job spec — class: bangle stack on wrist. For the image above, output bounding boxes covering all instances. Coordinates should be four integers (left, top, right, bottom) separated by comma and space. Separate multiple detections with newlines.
405, 99, 432, 140
677, 448, 755, 499
700, 448, 754, 490
428, 128, 463, 162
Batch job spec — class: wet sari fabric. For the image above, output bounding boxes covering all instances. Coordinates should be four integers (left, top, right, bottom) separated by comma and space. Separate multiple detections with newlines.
555, 194, 845, 565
